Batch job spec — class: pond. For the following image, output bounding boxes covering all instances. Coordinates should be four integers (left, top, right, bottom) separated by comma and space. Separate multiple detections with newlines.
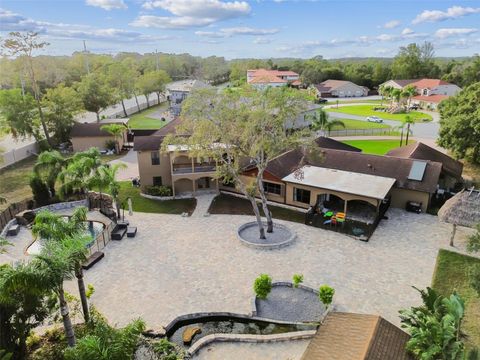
167, 314, 318, 349
27, 219, 105, 255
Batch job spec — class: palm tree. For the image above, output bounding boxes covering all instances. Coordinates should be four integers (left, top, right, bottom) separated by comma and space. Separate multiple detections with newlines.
95, 163, 127, 218
391, 88, 402, 107
100, 124, 126, 154
33, 150, 67, 197
378, 85, 393, 107
32, 207, 92, 323
58, 148, 102, 198
34, 236, 91, 347
306, 108, 345, 136
402, 85, 417, 111
404, 115, 415, 145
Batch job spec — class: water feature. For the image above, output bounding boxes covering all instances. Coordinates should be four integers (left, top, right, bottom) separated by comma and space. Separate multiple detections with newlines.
27, 219, 105, 255
166, 314, 318, 349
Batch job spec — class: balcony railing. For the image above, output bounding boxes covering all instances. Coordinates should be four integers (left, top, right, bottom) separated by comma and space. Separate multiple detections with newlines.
172, 163, 216, 174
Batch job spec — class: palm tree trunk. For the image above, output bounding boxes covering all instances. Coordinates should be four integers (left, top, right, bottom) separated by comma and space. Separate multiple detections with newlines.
399, 128, 404, 146
75, 267, 90, 323
58, 285, 76, 347
114, 195, 121, 221
121, 99, 128, 117
406, 124, 410, 145
449, 224, 457, 247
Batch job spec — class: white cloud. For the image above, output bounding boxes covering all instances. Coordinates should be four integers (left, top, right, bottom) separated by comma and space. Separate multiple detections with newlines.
86, 0, 127, 10
195, 26, 279, 38
413, 6, 480, 24
435, 28, 478, 39
401, 28, 414, 35
0, 8, 45, 32
253, 37, 272, 44
383, 20, 401, 29
135, 0, 250, 28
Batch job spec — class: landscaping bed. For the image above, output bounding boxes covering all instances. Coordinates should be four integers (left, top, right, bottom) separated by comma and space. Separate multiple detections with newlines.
255, 284, 325, 322
208, 193, 305, 224
326, 104, 432, 122
341, 139, 414, 155
432, 249, 480, 349
118, 181, 196, 215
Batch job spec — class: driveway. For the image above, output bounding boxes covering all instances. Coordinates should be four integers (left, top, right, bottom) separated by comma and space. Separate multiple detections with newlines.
63, 208, 454, 329
109, 149, 139, 181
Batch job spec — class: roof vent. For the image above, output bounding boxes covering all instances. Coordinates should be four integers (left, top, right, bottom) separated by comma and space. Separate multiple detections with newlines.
408, 161, 427, 181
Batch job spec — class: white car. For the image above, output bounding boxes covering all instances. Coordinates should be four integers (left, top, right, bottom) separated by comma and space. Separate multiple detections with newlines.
367, 116, 383, 123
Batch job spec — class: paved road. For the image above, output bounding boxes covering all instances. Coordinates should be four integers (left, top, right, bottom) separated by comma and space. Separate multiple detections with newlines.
325, 103, 440, 140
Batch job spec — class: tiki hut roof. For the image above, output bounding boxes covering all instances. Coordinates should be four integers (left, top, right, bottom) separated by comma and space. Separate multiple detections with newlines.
438, 189, 480, 228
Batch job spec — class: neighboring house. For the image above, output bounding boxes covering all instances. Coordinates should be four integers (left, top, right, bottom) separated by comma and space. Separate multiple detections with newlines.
410, 94, 449, 110
312, 80, 369, 98
134, 117, 220, 196
410, 79, 461, 97
380, 79, 417, 90
166, 79, 211, 116
70, 119, 128, 152
301, 312, 413, 360
247, 69, 301, 89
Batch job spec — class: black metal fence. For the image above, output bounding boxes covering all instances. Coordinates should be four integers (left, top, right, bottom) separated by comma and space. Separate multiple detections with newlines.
328, 128, 397, 137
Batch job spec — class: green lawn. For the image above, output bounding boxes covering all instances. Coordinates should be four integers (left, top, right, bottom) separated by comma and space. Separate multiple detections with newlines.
330, 118, 390, 130
208, 193, 305, 224
117, 181, 196, 215
326, 105, 432, 122
341, 139, 414, 155
432, 249, 480, 349
128, 103, 169, 130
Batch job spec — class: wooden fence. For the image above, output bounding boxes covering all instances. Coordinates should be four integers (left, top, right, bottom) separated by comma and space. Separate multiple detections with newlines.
0, 198, 34, 230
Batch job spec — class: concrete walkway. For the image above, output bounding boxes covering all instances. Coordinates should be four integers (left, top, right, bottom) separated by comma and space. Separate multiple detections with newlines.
190, 192, 217, 218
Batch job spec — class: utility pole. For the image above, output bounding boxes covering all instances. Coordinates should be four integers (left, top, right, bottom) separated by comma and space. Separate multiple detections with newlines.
83, 40, 90, 75
155, 49, 159, 71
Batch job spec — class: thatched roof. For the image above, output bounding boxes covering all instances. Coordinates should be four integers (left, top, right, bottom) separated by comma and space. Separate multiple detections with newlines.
438, 189, 480, 228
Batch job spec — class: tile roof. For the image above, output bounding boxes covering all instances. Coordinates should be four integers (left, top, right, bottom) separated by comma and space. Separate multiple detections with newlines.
314, 79, 363, 92
412, 94, 449, 103
265, 147, 442, 193
247, 69, 299, 84
249, 73, 287, 84
386, 142, 463, 179
166, 79, 210, 93
388, 79, 418, 87
70, 122, 126, 137
301, 312, 412, 360
410, 78, 452, 89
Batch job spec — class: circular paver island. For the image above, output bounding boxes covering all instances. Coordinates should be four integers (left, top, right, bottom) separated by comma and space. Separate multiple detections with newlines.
255, 283, 325, 322
237, 222, 296, 249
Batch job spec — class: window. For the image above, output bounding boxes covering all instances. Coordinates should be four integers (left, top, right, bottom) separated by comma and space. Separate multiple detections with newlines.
153, 176, 162, 186
263, 182, 281, 195
151, 151, 160, 165
294, 188, 311, 204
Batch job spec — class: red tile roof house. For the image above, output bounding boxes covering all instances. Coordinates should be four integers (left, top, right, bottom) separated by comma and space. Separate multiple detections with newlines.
380, 78, 462, 109
247, 69, 301, 89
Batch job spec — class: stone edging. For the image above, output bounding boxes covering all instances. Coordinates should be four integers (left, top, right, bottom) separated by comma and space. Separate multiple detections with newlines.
187, 330, 317, 356
237, 222, 296, 250
34, 199, 89, 213
250, 281, 319, 316
140, 193, 194, 201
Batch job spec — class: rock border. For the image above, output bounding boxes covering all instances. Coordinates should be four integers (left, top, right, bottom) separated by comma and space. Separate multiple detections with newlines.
237, 222, 296, 250
187, 330, 317, 356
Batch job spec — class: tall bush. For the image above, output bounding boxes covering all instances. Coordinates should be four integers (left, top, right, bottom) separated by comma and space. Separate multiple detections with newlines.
318, 285, 335, 308
254, 274, 272, 299
29, 175, 50, 206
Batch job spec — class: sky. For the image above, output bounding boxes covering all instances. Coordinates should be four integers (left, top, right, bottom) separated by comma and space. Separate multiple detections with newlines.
1, 0, 480, 59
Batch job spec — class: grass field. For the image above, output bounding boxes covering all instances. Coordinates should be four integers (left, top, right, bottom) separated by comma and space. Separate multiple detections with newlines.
325, 99, 383, 105
341, 139, 413, 155
128, 103, 169, 129
117, 181, 197, 215
432, 249, 480, 349
208, 193, 305, 224
330, 118, 390, 130
0, 156, 36, 210
326, 104, 432, 122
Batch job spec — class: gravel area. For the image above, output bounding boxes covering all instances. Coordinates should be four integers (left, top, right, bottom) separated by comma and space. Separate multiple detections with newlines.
256, 285, 324, 322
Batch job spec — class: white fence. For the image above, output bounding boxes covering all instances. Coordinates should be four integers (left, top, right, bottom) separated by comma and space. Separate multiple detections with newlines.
0, 141, 38, 169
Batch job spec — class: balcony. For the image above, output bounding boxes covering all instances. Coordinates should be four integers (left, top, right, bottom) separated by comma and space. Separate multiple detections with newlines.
172, 163, 216, 174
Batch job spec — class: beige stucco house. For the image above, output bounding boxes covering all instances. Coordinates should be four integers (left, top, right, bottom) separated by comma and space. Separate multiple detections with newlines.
312, 80, 368, 98
70, 119, 129, 152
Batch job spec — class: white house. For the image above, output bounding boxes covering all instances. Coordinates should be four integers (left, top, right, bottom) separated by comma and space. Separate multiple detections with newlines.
312, 80, 368, 98
166, 79, 211, 116
380, 79, 461, 96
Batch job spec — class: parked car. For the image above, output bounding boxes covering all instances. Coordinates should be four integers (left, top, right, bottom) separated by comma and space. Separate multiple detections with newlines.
406, 201, 422, 214
316, 97, 328, 104
409, 105, 419, 110
366, 116, 383, 123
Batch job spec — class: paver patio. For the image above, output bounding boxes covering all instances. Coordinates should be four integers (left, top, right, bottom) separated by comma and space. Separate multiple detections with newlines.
58, 208, 453, 330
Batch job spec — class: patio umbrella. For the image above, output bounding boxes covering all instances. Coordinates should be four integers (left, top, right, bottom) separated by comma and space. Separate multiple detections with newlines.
128, 197, 133, 216
438, 188, 480, 246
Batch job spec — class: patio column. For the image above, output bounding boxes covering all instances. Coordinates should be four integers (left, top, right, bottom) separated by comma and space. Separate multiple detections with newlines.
216, 178, 219, 193
191, 157, 195, 173
172, 180, 176, 197
192, 179, 196, 195
343, 200, 348, 214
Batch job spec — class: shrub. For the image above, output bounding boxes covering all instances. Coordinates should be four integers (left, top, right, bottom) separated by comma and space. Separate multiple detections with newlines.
145, 185, 172, 197
318, 285, 335, 308
105, 139, 116, 151
254, 274, 272, 299
292, 274, 304, 288
153, 339, 186, 360
30, 175, 51, 206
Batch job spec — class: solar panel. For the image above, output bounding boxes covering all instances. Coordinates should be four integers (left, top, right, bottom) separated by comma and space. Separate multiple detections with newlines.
408, 161, 427, 181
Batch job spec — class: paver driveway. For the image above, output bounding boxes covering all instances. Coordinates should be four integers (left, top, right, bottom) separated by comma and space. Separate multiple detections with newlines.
70, 208, 452, 329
